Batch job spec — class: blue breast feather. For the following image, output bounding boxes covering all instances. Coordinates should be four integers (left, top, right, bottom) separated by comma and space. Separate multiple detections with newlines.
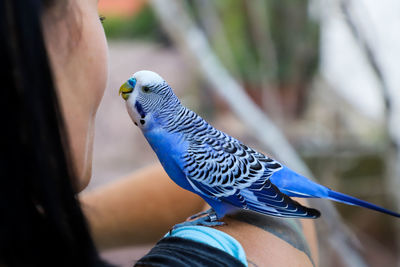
143, 126, 195, 192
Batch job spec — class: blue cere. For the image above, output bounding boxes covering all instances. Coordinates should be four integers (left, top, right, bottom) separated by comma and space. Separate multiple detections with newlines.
128, 77, 137, 88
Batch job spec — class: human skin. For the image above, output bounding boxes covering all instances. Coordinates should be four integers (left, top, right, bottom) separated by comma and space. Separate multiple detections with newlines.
81, 164, 205, 249
42, 0, 108, 190
41, 1, 318, 265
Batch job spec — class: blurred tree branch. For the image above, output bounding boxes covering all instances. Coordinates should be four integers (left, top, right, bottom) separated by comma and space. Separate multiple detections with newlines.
339, 1, 390, 113
191, 0, 238, 75
149, 0, 367, 266
340, 0, 400, 259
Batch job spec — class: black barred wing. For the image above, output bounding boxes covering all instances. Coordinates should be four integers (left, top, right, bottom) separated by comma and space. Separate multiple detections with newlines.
182, 133, 320, 218
183, 136, 280, 197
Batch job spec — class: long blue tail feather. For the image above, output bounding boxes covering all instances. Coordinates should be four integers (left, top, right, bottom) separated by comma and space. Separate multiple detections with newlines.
327, 190, 400, 218
271, 166, 400, 218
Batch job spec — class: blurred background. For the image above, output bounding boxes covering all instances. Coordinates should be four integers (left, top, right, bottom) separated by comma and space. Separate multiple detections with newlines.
85, 0, 400, 266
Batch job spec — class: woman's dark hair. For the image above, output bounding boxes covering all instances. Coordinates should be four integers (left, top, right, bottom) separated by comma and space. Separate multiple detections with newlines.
0, 0, 108, 266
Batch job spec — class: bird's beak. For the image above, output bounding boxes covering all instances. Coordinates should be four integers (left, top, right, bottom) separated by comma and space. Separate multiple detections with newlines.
119, 82, 134, 101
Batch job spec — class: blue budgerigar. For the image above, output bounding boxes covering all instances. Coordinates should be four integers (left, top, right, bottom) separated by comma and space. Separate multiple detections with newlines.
119, 70, 400, 227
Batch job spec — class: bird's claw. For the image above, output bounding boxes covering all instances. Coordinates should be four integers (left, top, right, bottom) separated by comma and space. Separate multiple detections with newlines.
171, 211, 225, 233
186, 208, 214, 221
172, 217, 225, 231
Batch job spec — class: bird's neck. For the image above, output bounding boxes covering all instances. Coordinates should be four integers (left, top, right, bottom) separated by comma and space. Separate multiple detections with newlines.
141, 100, 183, 134
153, 101, 183, 125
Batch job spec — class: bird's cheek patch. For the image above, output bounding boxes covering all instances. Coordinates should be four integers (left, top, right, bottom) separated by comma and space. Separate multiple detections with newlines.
135, 101, 146, 118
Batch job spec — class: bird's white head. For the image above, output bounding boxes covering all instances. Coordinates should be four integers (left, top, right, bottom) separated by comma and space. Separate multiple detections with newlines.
119, 70, 180, 130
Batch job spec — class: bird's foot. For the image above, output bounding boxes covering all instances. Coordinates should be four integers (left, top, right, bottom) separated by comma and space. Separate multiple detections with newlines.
171, 210, 225, 233
186, 208, 214, 221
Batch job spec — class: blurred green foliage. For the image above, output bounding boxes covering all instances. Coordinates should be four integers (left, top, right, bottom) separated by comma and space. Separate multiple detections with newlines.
190, 0, 320, 117
216, 1, 261, 84
102, 5, 165, 42
268, 1, 319, 86
188, 0, 320, 88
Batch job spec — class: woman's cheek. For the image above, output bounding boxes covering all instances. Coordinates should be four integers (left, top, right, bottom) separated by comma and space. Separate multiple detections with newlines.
73, 3, 109, 190
92, 23, 109, 111
83, 15, 109, 113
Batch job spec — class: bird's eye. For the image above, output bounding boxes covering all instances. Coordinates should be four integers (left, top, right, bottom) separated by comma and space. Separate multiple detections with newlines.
142, 86, 150, 93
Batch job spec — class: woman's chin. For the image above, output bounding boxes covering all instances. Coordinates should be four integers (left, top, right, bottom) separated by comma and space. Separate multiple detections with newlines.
76, 165, 92, 192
